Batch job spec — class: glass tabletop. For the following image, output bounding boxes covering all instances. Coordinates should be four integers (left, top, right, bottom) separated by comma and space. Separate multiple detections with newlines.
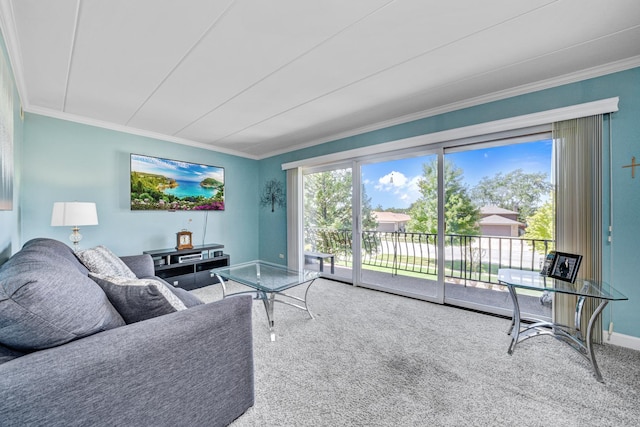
211, 260, 320, 292
497, 268, 628, 301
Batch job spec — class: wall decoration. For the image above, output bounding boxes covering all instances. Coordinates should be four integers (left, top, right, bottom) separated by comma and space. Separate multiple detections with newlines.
0, 50, 14, 211
130, 153, 224, 211
622, 156, 639, 178
260, 179, 285, 212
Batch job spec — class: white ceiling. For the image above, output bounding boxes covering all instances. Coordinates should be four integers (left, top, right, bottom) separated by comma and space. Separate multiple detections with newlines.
1, 0, 640, 159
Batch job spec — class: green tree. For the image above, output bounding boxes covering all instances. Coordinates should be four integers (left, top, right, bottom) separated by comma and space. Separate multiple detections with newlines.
303, 169, 376, 230
407, 158, 479, 237
522, 199, 555, 251
471, 169, 552, 222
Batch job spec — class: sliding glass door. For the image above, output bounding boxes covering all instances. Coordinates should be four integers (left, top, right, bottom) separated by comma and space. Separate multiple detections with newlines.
442, 139, 554, 318
302, 164, 353, 281
299, 134, 554, 318
358, 153, 442, 301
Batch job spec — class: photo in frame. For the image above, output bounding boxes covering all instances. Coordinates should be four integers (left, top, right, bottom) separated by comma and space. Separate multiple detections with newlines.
549, 252, 582, 283
539, 251, 556, 276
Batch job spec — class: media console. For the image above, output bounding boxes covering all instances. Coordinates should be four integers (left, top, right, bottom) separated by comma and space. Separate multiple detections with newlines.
143, 244, 230, 291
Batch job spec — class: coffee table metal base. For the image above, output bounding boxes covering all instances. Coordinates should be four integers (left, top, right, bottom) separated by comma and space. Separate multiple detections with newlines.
216, 275, 317, 341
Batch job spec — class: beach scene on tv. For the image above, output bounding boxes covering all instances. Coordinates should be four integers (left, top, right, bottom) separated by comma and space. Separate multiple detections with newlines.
130, 154, 224, 211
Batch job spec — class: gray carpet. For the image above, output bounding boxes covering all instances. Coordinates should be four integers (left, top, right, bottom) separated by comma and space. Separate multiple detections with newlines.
191, 279, 640, 426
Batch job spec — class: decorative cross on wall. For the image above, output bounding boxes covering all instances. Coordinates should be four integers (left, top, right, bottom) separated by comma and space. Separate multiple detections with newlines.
622, 156, 640, 179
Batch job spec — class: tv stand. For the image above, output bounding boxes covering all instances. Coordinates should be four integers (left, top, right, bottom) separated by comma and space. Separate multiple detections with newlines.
143, 244, 230, 291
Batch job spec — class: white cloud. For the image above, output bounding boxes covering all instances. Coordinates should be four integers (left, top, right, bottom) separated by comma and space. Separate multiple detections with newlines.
377, 171, 408, 189
372, 171, 423, 208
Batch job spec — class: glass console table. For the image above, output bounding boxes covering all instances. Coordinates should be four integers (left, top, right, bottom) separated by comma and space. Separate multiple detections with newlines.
498, 269, 628, 382
211, 261, 320, 341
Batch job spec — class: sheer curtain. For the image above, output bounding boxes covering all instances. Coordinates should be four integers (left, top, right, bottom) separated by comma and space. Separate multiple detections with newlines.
553, 115, 603, 343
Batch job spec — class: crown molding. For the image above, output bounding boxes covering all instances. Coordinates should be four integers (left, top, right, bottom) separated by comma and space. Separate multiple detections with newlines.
25, 105, 261, 160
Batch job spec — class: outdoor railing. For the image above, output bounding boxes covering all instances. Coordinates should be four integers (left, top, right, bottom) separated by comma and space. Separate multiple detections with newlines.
305, 228, 554, 285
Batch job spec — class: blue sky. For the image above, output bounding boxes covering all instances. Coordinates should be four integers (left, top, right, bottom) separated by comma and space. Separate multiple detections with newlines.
362, 139, 553, 209
131, 154, 224, 183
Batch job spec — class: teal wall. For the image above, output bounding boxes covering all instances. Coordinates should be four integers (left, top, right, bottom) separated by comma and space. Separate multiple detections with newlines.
21, 114, 260, 261
257, 155, 289, 264
259, 67, 640, 340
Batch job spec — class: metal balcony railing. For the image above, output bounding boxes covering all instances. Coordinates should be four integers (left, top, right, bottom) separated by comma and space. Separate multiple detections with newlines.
305, 228, 554, 285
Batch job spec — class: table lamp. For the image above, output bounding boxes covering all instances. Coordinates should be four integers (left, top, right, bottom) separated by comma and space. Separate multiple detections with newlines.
51, 202, 99, 251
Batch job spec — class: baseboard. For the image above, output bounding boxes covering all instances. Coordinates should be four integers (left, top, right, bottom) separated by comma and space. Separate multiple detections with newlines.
602, 330, 640, 351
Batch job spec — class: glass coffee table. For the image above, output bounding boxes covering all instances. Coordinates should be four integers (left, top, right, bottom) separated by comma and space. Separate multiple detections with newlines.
211, 261, 320, 341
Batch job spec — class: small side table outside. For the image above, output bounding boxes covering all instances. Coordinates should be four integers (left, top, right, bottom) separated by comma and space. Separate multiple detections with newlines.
498, 268, 628, 382
212, 261, 320, 341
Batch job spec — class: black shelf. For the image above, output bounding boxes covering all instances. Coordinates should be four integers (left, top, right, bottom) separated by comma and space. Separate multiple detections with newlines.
144, 243, 229, 291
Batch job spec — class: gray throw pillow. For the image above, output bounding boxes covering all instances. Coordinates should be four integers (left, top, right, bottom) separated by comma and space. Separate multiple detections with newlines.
0, 246, 126, 351
90, 274, 188, 323
77, 246, 137, 279
162, 280, 204, 308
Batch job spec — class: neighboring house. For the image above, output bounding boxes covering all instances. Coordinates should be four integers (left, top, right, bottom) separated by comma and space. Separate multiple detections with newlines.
478, 206, 523, 237
372, 211, 411, 232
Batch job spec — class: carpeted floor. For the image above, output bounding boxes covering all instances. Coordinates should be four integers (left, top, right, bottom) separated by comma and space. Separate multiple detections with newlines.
191, 279, 640, 427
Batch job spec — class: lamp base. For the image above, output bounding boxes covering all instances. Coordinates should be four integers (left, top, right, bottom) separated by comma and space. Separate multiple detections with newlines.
69, 227, 82, 252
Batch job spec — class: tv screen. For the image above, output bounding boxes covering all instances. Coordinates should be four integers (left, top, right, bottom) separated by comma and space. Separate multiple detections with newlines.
130, 153, 224, 211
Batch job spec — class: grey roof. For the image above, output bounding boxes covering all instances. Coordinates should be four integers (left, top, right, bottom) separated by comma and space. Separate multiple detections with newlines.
479, 205, 519, 215
478, 214, 523, 226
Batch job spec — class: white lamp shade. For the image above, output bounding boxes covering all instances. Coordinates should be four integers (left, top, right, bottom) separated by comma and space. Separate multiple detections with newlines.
51, 202, 99, 226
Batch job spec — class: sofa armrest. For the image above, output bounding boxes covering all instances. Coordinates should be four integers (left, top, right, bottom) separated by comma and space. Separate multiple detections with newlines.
120, 253, 156, 278
0, 295, 254, 427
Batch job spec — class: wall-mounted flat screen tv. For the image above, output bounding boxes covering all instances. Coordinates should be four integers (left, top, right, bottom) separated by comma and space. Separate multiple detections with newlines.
130, 153, 224, 211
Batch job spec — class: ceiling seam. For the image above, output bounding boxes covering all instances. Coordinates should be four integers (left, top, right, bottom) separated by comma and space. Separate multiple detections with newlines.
62, 0, 82, 112
172, 0, 397, 138
209, 0, 563, 145
124, 0, 239, 126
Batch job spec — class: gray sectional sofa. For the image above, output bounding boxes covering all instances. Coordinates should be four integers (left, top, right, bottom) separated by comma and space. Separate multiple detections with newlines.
0, 238, 254, 427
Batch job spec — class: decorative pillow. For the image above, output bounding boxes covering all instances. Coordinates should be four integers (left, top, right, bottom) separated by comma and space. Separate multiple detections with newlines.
0, 244, 126, 351
77, 246, 137, 279
90, 274, 188, 324
160, 280, 204, 308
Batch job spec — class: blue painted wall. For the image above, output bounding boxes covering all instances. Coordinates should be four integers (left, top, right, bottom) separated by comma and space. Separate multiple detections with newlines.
257, 155, 289, 264
259, 68, 640, 340
21, 114, 260, 262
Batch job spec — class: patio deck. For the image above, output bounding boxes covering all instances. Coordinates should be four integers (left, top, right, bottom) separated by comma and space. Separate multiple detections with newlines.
304, 262, 551, 321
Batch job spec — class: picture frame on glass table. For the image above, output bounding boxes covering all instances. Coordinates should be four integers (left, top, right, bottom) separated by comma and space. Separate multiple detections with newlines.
540, 251, 556, 276
549, 252, 582, 283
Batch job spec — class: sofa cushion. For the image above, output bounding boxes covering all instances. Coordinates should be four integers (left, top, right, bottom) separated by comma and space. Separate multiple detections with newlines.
77, 246, 137, 279
0, 242, 126, 351
90, 275, 189, 324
